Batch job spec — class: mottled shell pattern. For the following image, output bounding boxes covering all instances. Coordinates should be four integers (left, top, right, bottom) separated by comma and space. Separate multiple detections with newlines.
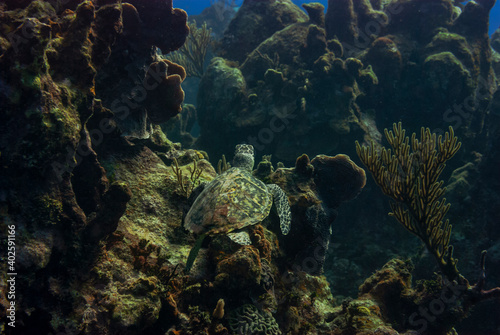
184, 145, 273, 236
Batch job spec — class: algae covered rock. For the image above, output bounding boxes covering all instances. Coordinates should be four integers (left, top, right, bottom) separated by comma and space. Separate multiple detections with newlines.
385, 0, 455, 41
215, 246, 262, 290
2, 0, 500, 334
446, 162, 477, 200
302, 2, 325, 26
219, 0, 308, 62
325, 0, 387, 48
197, 57, 248, 130
491, 27, 500, 53
240, 22, 311, 83
361, 37, 402, 86
424, 30, 475, 71
195, 57, 251, 154
422, 51, 474, 111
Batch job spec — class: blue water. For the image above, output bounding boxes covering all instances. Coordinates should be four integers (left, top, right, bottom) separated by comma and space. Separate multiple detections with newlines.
490, 2, 500, 34
174, 0, 500, 35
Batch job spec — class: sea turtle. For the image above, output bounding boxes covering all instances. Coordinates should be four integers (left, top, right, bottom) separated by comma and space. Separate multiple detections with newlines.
184, 144, 291, 271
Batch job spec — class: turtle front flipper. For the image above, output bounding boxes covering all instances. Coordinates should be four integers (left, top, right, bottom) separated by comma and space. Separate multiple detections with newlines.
267, 184, 291, 235
227, 231, 252, 245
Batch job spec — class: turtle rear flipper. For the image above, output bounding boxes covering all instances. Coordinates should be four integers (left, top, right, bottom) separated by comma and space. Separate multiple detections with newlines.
267, 184, 291, 235
227, 231, 252, 245
185, 233, 206, 272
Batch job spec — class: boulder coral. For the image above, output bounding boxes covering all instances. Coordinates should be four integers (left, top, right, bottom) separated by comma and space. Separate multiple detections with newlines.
228, 304, 281, 335
219, 0, 308, 62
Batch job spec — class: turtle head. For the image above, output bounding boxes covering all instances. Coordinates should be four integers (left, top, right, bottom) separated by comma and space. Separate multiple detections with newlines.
232, 144, 254, 171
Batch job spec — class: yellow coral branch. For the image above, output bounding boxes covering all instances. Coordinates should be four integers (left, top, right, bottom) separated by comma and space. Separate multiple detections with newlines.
217, 154, 230, 175
171, 158, 202, 197
356, 122, 461, 280
165, 20, 213, 78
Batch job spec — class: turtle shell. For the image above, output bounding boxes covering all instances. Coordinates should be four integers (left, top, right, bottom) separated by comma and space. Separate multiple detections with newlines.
185, 167, 273, 236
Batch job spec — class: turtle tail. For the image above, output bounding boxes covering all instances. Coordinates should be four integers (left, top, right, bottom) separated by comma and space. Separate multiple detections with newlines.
185, 233, 206, 272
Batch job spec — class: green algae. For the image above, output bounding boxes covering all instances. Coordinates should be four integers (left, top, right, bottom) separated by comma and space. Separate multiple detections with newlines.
33, 194, 63, 225
21, 0, 56, 19
359, 65, 378, 85
425, 51, 465, 69
20, 72, 42, 90
43, 106, 81, 136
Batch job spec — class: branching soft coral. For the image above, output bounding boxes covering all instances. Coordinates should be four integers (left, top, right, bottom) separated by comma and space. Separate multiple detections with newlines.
356, 122, 500, 309
166, 20, 213, 78
356, 122, 460, 280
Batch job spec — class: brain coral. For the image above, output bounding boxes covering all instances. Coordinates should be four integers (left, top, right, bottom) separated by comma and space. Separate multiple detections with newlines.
228, 304, 281, 335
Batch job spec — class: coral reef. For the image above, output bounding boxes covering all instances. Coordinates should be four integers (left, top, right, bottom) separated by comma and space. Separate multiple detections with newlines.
196, 57, 248, 146
325, 0, 387, 46
163, 103, 198, 148
190, 0, 237, 39
326, 257, 495, 334
194, 0, 496, 169
351, 0, 495, 136
263, 153, 366, 275
1, 0, 500, 334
